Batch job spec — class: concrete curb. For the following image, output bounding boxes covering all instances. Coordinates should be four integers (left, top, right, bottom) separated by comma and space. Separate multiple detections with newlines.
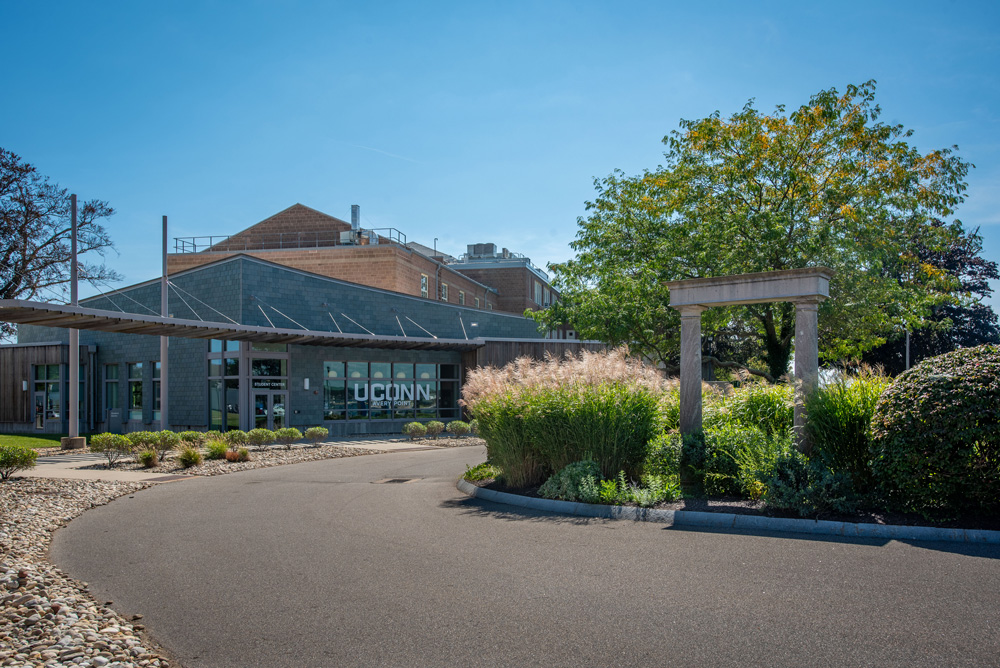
456, 479, 1000, 544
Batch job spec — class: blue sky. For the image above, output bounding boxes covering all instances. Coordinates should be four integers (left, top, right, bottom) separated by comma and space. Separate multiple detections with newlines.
3, 1, 999, 312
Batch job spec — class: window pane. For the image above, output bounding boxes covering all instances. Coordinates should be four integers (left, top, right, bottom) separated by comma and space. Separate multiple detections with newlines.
225, 379, 240, 430
416, 381, 437, 418
209, 379, 223, 431
225, 340, 241, 352
393, 363, 414, 379
251, 342, 287, 352
251, 358, 287, 377
105, 364, 119, 380
128, 362, 143, 379
210, 340, 223, 353
439, 381, 459, 411
128, 380, 142, 420
46, 383, 61, 419
153, 362, 161, 379
440, 364, 459, 379
416, 364, 436, 379
324, 361, 344, 378
34, 365, 46, 381
225, 358, 240, 376
347, 362, 367, 379
105, 380, 120, 411
370, 362, 390, 379
324, 380, 345, 419
209, 359, 223, 377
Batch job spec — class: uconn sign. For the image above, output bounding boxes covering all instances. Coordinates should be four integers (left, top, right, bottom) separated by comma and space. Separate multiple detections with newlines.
352, 382, 432, 408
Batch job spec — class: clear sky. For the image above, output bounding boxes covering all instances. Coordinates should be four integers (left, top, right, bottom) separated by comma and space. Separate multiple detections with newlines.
3, 1, 999, 312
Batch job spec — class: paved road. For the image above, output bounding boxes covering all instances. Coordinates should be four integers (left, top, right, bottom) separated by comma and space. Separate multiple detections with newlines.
51, 446, 1000, 668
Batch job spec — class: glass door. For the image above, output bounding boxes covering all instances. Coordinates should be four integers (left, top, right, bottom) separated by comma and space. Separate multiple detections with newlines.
34, 393, 44, 430
253, 392, 287, 430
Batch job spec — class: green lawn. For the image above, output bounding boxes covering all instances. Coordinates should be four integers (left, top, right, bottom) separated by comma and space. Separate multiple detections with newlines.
0, 433, 86, 449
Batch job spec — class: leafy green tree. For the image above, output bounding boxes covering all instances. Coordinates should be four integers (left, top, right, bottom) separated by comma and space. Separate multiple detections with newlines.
862, 222, 999, 375
531, 81, 971, 379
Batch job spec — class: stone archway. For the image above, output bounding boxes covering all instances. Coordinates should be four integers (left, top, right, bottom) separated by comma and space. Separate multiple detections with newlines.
665, 267, 834, 447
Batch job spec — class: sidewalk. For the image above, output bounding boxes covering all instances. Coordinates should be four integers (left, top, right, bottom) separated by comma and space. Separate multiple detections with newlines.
22, 437, 442, 483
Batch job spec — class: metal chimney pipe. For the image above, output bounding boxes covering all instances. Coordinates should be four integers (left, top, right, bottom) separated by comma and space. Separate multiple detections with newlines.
351, 204, 360, 231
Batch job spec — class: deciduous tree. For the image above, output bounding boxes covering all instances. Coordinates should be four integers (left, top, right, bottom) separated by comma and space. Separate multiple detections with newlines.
0, 148, 120, 338
531, 81, 972, 379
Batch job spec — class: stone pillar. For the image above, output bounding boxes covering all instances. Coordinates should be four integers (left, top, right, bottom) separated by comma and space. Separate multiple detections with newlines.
793, 298, 822, 452
678, 305, 707, 436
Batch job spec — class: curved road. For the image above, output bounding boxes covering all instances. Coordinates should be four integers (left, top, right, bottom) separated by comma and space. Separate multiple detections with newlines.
52, 446, 1000, 667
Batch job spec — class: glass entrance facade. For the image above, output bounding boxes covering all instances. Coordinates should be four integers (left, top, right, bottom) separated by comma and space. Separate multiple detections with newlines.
323, 361, 459, 421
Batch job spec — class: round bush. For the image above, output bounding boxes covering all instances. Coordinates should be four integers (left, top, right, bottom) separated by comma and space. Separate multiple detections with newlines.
870, 344, 1000, 516
0, 444, 38, 481
305, 427, 329, 444
402, 422, 427, 441
425, 421, 445, 439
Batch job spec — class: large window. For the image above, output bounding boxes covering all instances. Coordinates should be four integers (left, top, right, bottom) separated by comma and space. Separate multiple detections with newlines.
459, 290, 465, 305
34, 364, 61, 420
534, 280, 543, 305
420, 274, 429, 298
208, 340, 241, 431
440, 283, 448, 301
324, 361, 459, 421
127, 362, 143, 421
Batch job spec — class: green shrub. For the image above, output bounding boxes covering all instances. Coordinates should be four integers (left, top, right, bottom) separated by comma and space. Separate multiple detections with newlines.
402, 422, 427, 441
644, 432, 681, 478
805, 368, 889, 493
680, 424, 791, 498
179, 431, 204, 445
177, 446, 203, 468
225, 448, 250, 462
274, 427, 302, 450
446, 420, 470, 438
154, 430, 180, 462
468, 419, 479, 435
127, 430, 159, 450
870, 344, 1000, 517
247, 428, 275, 450
0, 444, 38, 481
223, 430, 248, 448
137, 449, 159, 468
89, 433, 133, 469
463, 461, 501, 482
594, 471, 682, 507
469, 393, 540, 488
763, 451, 858, 517
463, 348, 666, 488
305, 427, 329, 445
659, 388, 681, 431
539, 460, 603, 503
707, 382, 793, 437
425, 421, 445, 439
204, 430, 223, 442
205, 441, 228, 460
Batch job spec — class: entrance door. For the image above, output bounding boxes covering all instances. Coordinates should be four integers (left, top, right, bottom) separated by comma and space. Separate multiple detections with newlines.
253, 392, 287, 430
34, 392, 44, 430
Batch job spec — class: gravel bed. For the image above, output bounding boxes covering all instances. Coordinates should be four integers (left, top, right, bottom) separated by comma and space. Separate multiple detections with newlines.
406, 436, 484, 449
78, 444, 384, 476
1, 478, 170, 667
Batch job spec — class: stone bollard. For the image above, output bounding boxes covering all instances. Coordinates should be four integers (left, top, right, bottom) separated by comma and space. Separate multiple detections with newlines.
60, 436, 87, 450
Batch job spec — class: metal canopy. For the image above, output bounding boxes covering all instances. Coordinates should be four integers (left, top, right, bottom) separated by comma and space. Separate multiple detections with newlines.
0, 299, 483, 352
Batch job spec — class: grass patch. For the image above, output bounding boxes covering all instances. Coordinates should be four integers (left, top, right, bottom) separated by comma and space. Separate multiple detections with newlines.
0, 433, 77, 449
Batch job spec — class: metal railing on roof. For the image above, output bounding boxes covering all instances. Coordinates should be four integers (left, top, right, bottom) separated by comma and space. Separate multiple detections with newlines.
173, 228, 407, 253
452, 250, 549, 281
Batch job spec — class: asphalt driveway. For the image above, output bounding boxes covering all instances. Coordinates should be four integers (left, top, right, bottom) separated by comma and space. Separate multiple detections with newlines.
51, 446, 1000, 668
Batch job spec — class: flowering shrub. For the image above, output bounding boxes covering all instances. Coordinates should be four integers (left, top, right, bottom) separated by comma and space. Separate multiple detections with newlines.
870, 344, 1000, 517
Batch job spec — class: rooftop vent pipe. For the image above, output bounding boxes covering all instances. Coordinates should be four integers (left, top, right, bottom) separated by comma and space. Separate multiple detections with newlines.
351, 204, 360, 231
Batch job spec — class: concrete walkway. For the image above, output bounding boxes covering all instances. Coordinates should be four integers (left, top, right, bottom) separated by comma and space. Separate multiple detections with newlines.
22, 437, 446, 483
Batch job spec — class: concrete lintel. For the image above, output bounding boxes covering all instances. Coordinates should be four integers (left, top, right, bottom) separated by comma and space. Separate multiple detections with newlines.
666, 267, 834, 308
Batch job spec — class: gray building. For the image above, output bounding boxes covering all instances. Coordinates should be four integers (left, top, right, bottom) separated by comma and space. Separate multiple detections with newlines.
3, 253, 600, 436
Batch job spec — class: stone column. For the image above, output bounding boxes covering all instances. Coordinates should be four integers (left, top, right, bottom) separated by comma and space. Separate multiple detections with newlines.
793, 298, 822, 452
678, 305, 707, 436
